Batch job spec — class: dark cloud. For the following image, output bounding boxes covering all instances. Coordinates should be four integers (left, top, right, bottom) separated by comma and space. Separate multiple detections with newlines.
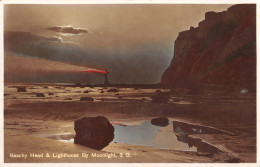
4, 31, 63, 43
47, 25, 88, 34
4, 31, 45, 42
4, 31, 173, 84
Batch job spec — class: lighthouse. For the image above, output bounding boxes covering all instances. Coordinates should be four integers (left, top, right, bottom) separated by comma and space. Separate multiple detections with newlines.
104, 71, 110, 86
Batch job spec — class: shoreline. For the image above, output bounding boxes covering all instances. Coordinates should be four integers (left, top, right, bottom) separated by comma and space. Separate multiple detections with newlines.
4, 84, 256, 163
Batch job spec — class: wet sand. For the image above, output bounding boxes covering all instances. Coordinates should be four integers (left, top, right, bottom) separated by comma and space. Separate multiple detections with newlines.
4, 84, 256, 163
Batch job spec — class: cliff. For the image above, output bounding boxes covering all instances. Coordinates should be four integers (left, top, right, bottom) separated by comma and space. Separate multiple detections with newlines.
161, 4, 256, 90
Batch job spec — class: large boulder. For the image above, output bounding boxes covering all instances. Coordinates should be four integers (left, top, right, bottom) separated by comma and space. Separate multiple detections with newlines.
151, 117, 169, 127
74, 116, 114, 150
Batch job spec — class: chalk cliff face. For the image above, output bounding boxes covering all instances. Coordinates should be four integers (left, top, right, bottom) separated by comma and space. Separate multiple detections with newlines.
161, 4, 256, 90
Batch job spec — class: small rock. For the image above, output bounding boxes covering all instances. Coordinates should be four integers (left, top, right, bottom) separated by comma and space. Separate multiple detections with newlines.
64, 98, 72, 100
80, 97, 94, 101
107, 88, 119, 92
151, 93, 170, 103
17, 87, 26, 92
76, 83, 82, 87
84, 90, 90, 93
140, 98, 147, 102
151, 117, 169, 127
74, 116, 114, 150
48, 93, 54, 95
155, 89, 162, 93
172, 98, 180, 102
43, 86, 48, 89
36, 93, 45, 97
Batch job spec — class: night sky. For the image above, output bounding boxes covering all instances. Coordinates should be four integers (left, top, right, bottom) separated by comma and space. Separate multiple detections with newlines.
4, 4, 231, 84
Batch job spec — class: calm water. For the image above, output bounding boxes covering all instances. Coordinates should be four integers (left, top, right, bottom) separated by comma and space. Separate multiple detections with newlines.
53, 121, 198, 152
113, 122, 197, 152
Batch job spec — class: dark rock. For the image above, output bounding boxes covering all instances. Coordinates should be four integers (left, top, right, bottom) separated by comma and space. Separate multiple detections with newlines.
74, 116, 114, 150
115, 93, 120, 96
4, 94, 10, 96
151, 117, 169, 127
140, 98, 147, 102
43, 86, 48, 89
172, 98, 181, 102
151, 92, 170, 103
48, 93, 54, 95
172, 121, 230, 134
100, 90, 104, 93
155, 89, 162, 93
6, 122, 19, 125
185, 136, 220, 156
75, 83, 81, 87
17, 87, 26, 92
80, 97, 94, 101
107, 88, 119, 92
36, 93, 45, 97
64, 98, 72, 100
84, 90, 90, 93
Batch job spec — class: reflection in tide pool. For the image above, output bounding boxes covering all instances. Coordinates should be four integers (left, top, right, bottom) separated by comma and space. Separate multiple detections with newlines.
113, 122, 197, 152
